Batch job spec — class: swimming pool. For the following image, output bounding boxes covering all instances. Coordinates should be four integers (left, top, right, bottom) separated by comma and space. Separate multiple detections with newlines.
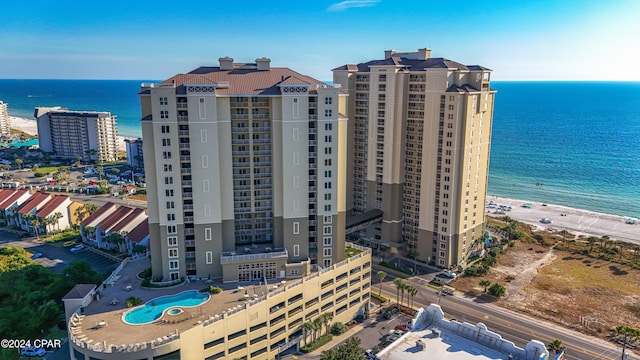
123, 290, 210, 325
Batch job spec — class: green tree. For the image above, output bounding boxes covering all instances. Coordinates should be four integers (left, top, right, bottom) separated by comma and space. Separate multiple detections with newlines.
331, 321, 348, 335
587, 236, 598, 253
377, 270, 387, 297
14, 158, 23, 170
111, 168, 120, 175
488, 283, 506, 297
76, 203, 99, 222
479, 280, 491, 292
104, 232, 126, 251
96, 165, 103, 180
408, 285, 418, 309
320, 312, 333, 335
393, 278, 404, 305
302, 321, 314, 346
616, 325, 640, 360
547, 339, 565, 354
312, 317, 323, 342
320, 337, 366, 360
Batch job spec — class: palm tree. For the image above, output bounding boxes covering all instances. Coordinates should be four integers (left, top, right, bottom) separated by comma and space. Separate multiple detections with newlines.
393, 278, 404, 306
302, 321, 314, 346
29, 218, 41, 239
587, 236, 598, 253
377, 271, 387, 297
14, 158, 23, 170
96, 165, 103, 180
312, 318, 323, 342
547, 339, 565, 354
479, 280, 491, 292
320, 312, 333, 335
408, 285, 418, 309
399, 282, 408, 308
49, 211, 63, 232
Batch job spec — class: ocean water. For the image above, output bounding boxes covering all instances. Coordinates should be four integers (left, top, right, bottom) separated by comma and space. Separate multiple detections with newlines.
0, 80, 639, 218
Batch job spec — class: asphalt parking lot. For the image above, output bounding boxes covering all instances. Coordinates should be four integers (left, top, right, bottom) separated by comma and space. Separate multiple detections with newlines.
353, 308, 412, 354
0, 229, 120, 275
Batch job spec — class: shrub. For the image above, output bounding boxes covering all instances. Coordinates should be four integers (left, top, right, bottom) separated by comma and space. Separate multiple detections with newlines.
371, 292, 387, 303
138, 267, 152, 279
430, 278, 445, 286
300, 334, 333, 353
125, 296, 143, 307
331, 322, 348, 335
202, 285, 222, 294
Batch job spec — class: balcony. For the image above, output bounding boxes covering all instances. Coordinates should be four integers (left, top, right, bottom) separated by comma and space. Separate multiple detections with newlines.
182, 192, 193, 199
184, 228, 195, 235
220, 248, 288, 264
252, 114, 270, 119
230, 102, 248, 107
185, 239, 195, 246
253, 126, 271, 132
231, 127, 249, 132
177, 116, 189, 121
179, 156, 190, 162
180, 168, 191, 174
231, 114, 249, 120
176, 103, 188, 109
253, 138, 271, 144
183, 204, 194, 210
179, 143, 190, 149
184, 216, 194, 222
252, 101, 269, 107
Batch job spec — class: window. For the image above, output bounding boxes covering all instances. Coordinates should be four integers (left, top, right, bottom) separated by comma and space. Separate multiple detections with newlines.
293, 199, 299, 211
324, 123, 332, 131
161, 125, 170, 133
293, 152, 299, 165
378, 84, 386, 92
324, 147, 332, 154
202, 155, 209, 168
169, 261, 179, 270
324, 109, 332, 117
325, 135, 332, 142
164, 164, 172, 172
323, 248, 332, 257
166, 201, 175, 209
323, 259, 332, 267
165, 189, 174, 197
323, 237, 332, 246
293, 97, 299, 119
203, 180, 210, 192
200, 129, 207, 143
291, 269, 299, 276
294, 245, 300, 257
323, 215, 332, 224
324, 193, 331, 200
324, 159, 332, 166
167, 237, 178, 246
206, 251, 213, 264
163, 151, 172, 159
293, 222, 300, 235
323, 226, 332, 235
324, 204, 332, 212
324, 170, 332, 177
164, 176, 173, 185
167, 225, 177, 234
324, 97, 332, 105
168, 248, 178, 258
204, 204, 211, 217
324, 182, 332, 189
205, 227, 212, 241
167, 213, 176, 221
199, 98, 206, 119
160, 97, 168, 105
160, 110, 169, 119
162, 138, 171, 146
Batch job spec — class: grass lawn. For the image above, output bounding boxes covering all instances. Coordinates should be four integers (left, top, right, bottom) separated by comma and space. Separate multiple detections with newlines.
345, 247, 363, 258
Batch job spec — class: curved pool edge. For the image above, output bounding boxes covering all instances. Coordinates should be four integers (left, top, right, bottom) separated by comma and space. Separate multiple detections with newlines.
121, 290, 211, 326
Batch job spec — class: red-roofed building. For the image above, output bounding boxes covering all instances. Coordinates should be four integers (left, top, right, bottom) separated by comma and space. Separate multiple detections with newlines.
35, 195, 72, 233
80, 202, 117, 245
0, 189, 32, 226
126, 218, 150, 257
98, 207, 147, 252
16, 192, 52, 232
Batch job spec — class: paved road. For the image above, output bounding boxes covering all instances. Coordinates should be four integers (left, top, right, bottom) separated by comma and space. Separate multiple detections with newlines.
0, 229, 119, 274
378, 277, 633, 360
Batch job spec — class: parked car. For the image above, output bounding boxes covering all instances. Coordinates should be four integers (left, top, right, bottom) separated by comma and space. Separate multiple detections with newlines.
394, 324, 408, 332
63, 240, 77, 247
70, 244, 85, 253
19, 346, 46, 357
540, 218, 552, 224
30, 253, 43, 259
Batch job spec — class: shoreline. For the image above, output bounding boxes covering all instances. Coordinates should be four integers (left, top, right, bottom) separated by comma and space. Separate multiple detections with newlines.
486, 195, 638, 245
9, 115, 128, 152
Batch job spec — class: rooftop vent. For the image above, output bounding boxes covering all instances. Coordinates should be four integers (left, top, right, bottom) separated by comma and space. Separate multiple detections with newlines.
219, 57, 234, 70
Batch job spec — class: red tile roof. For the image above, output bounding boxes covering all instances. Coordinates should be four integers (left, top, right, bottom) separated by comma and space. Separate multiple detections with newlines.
98, 206, 135, 232
17, 192, 51, 215
80, 202, 117, 227
0, 189, 29, 209
127, 219, 149, 243
110, 208, 146, 233
36, 195, 70, 218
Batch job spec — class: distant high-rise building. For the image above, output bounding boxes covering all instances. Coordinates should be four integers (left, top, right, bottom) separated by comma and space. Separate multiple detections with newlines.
35, 107, 119, 162
141, 57, 348, 282
125, 137, 144, 169
333, 48, 495, 269
0, 101, 10, 137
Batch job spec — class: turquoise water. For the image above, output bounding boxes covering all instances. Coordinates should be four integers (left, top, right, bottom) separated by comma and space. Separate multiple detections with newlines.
1, 80, 639, 217
0, 138, 39, 147
123, 291, 209, 325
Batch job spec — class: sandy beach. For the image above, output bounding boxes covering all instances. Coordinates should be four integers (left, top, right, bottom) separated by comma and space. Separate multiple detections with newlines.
486, 195, 639, 245
9, 115, 127, 151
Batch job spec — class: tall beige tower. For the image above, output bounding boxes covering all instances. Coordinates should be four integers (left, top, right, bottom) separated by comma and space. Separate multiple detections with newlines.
333, 48, 495, 269
141, 58, 348, 282
0, 101, 10, 138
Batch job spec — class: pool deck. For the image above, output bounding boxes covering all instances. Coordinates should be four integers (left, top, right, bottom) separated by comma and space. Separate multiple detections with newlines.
74, 258, 288, 347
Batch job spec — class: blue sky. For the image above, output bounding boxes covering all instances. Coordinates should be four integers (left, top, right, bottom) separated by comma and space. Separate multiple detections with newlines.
0, 0, 638, 81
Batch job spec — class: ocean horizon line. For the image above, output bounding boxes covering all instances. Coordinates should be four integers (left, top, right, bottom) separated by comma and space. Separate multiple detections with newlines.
2, 78, 640, 83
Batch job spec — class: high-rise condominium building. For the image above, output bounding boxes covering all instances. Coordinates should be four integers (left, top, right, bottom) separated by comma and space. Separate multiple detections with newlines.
333, 48, 495, 269
35, 107, 119, 162
124, 137, 144, 169
0, 101, 10, 137
141, 57, 348, 282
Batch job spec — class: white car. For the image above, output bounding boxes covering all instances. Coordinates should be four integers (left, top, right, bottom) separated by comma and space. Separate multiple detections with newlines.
540, 218, 552, 224
19, 346, 46, 357
70, 244, 85, 253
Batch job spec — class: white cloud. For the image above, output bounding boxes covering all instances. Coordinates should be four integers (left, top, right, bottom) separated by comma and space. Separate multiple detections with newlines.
327, 0, 380, 12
